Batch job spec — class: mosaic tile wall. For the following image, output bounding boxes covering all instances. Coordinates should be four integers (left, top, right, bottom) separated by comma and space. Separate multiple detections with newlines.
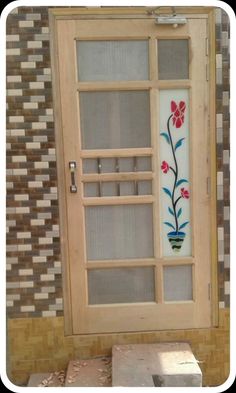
6, 7, 230, 318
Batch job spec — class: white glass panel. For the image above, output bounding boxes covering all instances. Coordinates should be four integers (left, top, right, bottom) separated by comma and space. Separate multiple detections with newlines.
163, 265, 193, 301
159, 90, 191, 256
80, 91, 151, 149
85, 205, 154, 260
88, 267, 155, 304
77, 40, 149, 81
158, 40, 189, 80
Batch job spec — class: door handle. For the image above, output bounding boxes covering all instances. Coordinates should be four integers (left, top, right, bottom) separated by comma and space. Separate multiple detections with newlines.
69, 161, 77, 193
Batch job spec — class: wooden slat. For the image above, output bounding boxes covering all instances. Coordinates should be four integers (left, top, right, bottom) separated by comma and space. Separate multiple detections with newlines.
81, 148, 153, 158
83, 195, 154, 206
77, 80, 191, 91
86, 259, 156, 269
82, 172, 153, 183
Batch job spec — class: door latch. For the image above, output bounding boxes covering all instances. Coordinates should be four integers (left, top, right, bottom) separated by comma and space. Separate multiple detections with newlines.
69, 161, 77, 193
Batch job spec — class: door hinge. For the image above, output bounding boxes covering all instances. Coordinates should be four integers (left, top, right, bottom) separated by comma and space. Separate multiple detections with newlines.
205, 37, 209, 56
208, 283, 211, 300
206, 63, 209, 81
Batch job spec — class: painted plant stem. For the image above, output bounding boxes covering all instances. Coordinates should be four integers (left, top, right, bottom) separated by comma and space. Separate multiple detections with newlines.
167, 114, 179, 233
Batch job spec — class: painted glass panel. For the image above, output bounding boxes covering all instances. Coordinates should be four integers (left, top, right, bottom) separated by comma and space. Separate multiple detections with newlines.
160, 90, 191, 256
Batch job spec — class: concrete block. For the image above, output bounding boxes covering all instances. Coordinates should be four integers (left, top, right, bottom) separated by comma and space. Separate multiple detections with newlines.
112, 342, 202, 387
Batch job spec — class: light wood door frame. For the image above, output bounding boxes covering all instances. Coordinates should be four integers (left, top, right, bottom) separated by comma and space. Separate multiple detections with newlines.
49, 7, 217, 335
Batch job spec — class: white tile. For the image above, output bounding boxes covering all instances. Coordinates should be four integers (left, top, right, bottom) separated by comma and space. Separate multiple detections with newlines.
216, 54, 222, 69
7, 89, 23, 97
18, 244, 32, 251
28, 55, 43, 62
224, 281, 230, 295
7, 75, 22, 82
224, 206, 230, 221
15, 207, 30, 214
34, 161, 49, 169
17, 232, 31, 239
6, 34, 20, 42
6, 220, 16, 227
43, 68, 51, 75
19, 269, 33, 275
21, 305, 35, 312
34, 34, 49, 41
37, 75, 51, 82
49, 304, 63, 311
28, 181, 43, 188
56, 298, 63, 304
7, 282, 20, 289
12, 155, 27, 162
217, 171, 223, 185
7, 294, 20, 300
42, 27, 49, 34
42, 155, 56, 162
46, 109, 53, 115
218, 227, 224, 241
10, 129, 25, 136
39, 237, 53, 245
6, 48, 20, 56
27, 41, 42, 48
35, 175, 49, 181
40, 274, 55, 281
26, 142, 41, 149
6, 245, 17, 252
19, 20, 34, 27
9, 116, 24, 123
23, 102, 38, 109
37, 200, 51, 207
32, 122, 47, 129
14, 194, 29, 201
219, 301, 225, 309
39, 249, 53, 256
33, 256, 47, 263
33, 136, 48, 142
222, 91, 229, 106
31, 219, 45, 226
42, 311, 56, 317
34, 293, 49, 299
223, 150, 229, 165
19, 281, 34, 288
224, 254, 230, 268
29, 82, 44, 89
21, 62, 36, 69
48, 148, 56, 155
38, 212, 52, 219
31, 95, 45, 102
41, 286, 55, 293
6, 257, 18, 264
26, 13, 41, 20
7, 301, 14, 307
12, 168, 27, 175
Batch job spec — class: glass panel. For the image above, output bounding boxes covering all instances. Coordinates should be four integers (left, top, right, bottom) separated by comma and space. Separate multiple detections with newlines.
159, 90, 191, 256
136, 156, 152, 171
83, 159, 98, 174
102, 182, 117, 196
84, 183, 99, 197
88, 267, 155, 304
77, 40, 149, 81
85, 204, 154, 260
163, 265, 193, 301
158, 40, 189, 80
138, 181, 152, 195
120, 181, 135, 196
119, 158, 134, 172
80, 91, 151, 149
100, 158, 116, 173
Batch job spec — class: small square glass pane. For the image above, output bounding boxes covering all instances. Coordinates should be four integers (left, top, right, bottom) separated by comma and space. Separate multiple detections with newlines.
88, 267, 155, 304
163, 265, 193, 301
77, 40, 149, 81
80, 91, 151, 149
84, 183, 99, 197
158, 40, 189, 80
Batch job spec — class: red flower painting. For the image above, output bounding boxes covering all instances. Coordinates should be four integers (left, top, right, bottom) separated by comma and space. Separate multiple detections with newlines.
171, 100, 186, 128
181, 187, 190, 199
161, 161, 169, 174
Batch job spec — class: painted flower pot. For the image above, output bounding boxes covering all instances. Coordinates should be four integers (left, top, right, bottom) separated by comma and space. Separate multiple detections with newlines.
167, 231, 186, 252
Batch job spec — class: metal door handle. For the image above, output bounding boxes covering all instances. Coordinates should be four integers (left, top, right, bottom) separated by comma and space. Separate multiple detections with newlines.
69, 161, 77, 193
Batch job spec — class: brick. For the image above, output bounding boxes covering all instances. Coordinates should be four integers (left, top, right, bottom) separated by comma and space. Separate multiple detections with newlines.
23, 102, 38, 109
7, 89, 23, 96
6, 34, 20, 41
7, 75, 22, 82
6, 48, 21, 56
20, 305, 35, 312
19, 20, 34, 27
19, 269, 33, 275
21, 62, 36, 68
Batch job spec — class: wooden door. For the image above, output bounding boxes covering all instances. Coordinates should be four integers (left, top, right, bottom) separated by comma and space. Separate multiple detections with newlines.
54, 17, 212, 334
